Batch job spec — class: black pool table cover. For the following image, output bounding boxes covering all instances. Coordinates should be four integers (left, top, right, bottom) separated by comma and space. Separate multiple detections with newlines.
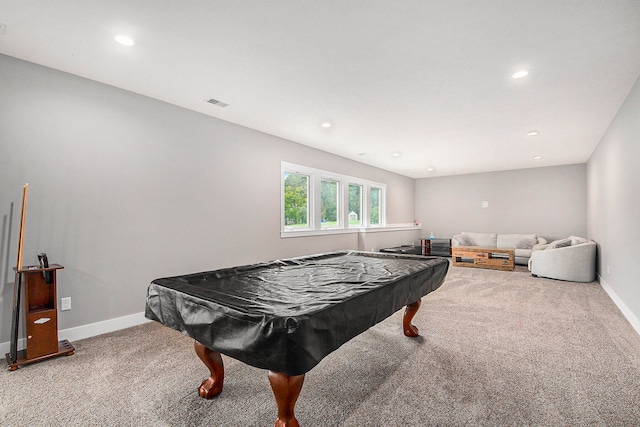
145, 251, 449, 376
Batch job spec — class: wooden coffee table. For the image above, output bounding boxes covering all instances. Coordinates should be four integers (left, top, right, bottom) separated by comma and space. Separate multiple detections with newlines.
452, 246, 515, 271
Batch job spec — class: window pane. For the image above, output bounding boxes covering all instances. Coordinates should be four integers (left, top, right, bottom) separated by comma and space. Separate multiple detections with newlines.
284, 172, 309, 228
348, 184, 362, 227
370, 186, 382, 225
321, 179, 339, 228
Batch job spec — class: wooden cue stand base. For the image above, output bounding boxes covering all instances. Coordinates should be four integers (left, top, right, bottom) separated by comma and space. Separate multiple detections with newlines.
6, 340, 75, 371
6, 264, 75, 371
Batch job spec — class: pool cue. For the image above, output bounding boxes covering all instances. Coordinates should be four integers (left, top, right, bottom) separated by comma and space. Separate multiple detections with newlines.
9, 183, 28, 364
9, 273, 22, 364
16, 183, 28, 271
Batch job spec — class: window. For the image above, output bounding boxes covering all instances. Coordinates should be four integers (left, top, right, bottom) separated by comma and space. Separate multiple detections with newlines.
348, 184, 362, 227
283, 172, 309, 229
281, 162, 386, 235
321, 179, 340, 228
369, 186, 383, 226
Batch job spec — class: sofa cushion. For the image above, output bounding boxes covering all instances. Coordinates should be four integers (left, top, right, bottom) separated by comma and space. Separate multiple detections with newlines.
514, 238, 538, 249
515, 248, 533, 258
546, 238, 572, 249
462, 232, 497, 247
515, 248, 534, 265
497, 233, 537, 249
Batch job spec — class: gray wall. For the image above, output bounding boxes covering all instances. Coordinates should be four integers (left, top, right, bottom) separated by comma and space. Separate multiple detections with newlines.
414, 164, 587, 242
587, 74, 640, 325
0, 55, 416, 343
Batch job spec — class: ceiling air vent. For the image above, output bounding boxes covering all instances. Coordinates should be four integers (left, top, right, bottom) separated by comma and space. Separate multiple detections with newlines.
206, 98, 229, 108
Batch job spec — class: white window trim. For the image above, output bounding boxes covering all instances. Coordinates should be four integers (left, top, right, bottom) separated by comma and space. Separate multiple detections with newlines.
281, 162, 387, 237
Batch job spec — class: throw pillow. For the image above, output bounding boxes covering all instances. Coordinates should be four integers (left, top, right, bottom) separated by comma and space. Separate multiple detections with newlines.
514, 238, 537, 249
497, 234, 536, 248
568, 235, 588, 245
455, 234, 475, 246
462, 232, 495, 247
546, 238, 572, 250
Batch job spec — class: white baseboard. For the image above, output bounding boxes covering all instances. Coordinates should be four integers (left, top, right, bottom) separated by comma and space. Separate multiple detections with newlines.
599, 274, 640, 336
1, 311, 151, 356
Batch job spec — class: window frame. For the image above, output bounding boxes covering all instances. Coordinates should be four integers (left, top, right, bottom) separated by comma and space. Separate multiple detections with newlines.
282, 170, 311, 230
281, 162, 387, 237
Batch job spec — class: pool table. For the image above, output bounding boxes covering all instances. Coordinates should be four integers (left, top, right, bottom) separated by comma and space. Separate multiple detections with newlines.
145, 251, 449, 426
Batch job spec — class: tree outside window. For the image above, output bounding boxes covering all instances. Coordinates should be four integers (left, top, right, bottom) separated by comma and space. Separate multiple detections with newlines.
321, 179, 339, 227
370, 186, 382, 225
284, 172, 309, 227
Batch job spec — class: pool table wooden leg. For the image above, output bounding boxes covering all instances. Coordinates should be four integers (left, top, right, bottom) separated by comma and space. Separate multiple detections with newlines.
268, 371, 305, 427
403, 298, 422, 337
194, 340, 224, 399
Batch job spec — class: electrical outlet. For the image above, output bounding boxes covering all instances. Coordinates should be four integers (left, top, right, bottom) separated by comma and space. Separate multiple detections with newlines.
61, 297, 71, 311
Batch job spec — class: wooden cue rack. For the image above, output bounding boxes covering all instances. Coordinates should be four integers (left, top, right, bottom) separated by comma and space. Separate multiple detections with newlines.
6, 183, 74, 370
6, 264, 75, 371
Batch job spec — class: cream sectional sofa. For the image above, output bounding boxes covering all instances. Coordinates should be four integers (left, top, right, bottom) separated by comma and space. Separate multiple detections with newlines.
451, 232, 547, 266
528, 236, 596, 282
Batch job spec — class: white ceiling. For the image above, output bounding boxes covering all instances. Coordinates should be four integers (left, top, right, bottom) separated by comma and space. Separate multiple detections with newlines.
1, 1, 639, 178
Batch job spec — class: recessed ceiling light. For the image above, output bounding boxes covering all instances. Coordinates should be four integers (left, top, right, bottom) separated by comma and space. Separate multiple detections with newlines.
321, 122, 331, 128
533, 156, 542, 160
392, 152, 401, 157
115, 35, 135, 46
527, 131, 539, 136
427, 167, 435, 172
512, 70, 529, 79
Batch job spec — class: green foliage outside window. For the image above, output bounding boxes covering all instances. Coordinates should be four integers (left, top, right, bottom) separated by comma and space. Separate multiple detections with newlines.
284, 173, 308, 227
370, 187, 381, 225
321, 179, 338, 226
